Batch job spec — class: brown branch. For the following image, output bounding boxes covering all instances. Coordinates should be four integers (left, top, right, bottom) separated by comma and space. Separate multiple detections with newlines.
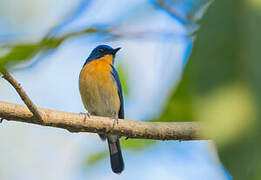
1, 69, 43, 122
0, 101, 202, 140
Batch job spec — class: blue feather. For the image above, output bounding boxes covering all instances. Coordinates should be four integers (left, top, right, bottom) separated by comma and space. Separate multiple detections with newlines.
110, 64, 124, 119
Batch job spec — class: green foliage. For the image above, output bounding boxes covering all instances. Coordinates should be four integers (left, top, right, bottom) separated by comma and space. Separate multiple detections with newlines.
196, 82, 257, 145
85, 150, 108, 166
0, 27, 100, 69
121, 138, 156, 152
158, 0, 261, 179
154, 75, 196, 122
117, 64, 130, 98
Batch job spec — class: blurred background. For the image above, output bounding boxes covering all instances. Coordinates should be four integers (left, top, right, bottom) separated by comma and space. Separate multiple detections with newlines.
0, 0, 260, 179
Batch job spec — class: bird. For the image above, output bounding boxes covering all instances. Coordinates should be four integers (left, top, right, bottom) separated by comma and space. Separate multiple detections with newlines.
79, 45, 124, 174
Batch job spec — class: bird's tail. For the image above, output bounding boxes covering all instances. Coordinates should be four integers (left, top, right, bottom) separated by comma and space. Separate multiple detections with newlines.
107, 135, 124, 174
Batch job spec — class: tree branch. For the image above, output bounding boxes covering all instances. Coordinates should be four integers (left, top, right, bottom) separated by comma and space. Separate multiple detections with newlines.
0, 69, 202, 140
1, 69, 43, 122
0, 101, 202, 140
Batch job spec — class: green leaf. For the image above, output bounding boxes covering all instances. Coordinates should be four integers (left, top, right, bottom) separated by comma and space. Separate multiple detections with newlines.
84, 150, 108, 166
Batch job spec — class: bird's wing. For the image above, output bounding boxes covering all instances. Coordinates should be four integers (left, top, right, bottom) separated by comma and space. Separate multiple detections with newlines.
110, 64, 124, 119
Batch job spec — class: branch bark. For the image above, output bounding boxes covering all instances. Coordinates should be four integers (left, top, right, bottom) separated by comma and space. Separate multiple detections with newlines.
1, 69, 43, 122
0, 101, 202, 140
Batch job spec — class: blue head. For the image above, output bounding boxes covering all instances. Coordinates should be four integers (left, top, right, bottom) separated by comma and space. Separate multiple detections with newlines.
84, 45, 121, 66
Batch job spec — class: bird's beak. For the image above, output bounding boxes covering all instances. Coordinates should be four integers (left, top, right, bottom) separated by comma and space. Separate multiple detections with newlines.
112, 47, 121, 55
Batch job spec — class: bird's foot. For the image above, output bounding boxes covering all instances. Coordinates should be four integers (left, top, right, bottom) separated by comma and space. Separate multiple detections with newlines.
80, 112, 91, 122
112, 114, 119, 128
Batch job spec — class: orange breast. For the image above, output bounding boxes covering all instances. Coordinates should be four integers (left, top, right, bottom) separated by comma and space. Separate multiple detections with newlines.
79, 57, 120, 117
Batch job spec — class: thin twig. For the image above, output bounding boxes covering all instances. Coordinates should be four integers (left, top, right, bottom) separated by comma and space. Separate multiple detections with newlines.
0, 101, 203, 141
1, 68, 43, 122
